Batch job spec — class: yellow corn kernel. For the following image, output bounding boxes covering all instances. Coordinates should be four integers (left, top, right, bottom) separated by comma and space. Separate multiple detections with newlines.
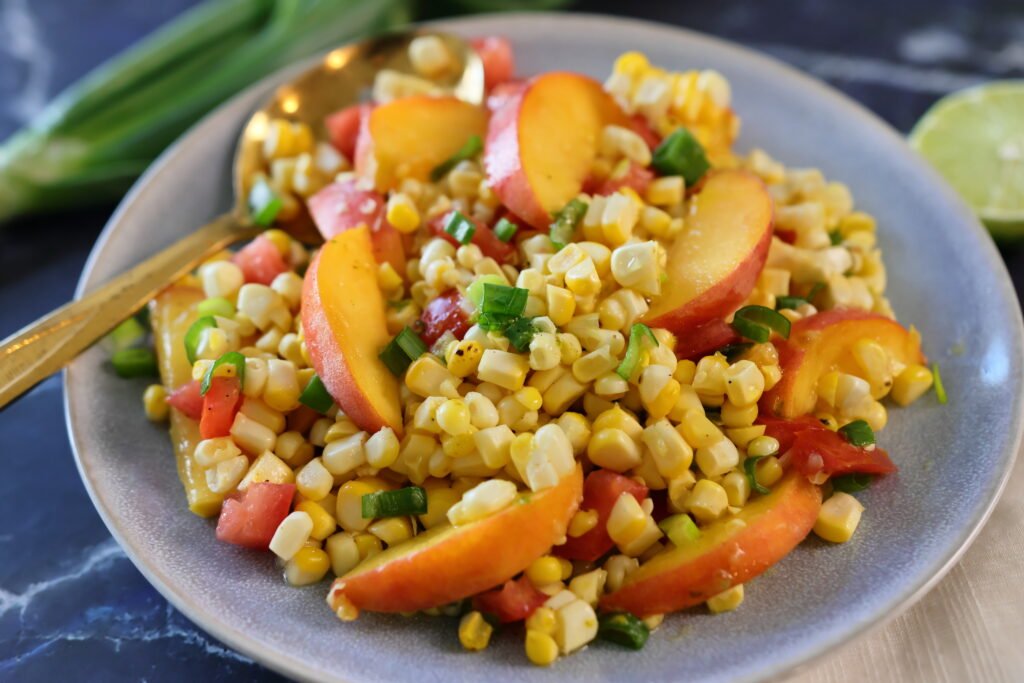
442, 430, 478, 459
542, 372, 589, 415
673, 359, 697, 385
863, 399, 888, 431
686, 479, 729, 523
755, 455, 784, 488
555, 412, 591, 455
515, 387, 544, 412
353, 532, 383, 560
725, 425, 766, 449
377, 262, 403, 293
814, 491, 864, 543
588, 428, 642, 472
276, 430, 314, 468
436, 399, 472, 436
295, 500, 337, 541
695, 437, 740, 478
283, 545, 331, 586
295, 458, 333, 501
606, 492, 648, 545
446, 340, 484, 378
365, 427, 400, 469
721, 400, 758, 428
406, 355, 462, 398
386, 192, 421, 233
525, 629, 559, 666
852, 338, 892, 395
707, 584, 744, 614
238, 451, 293, 491
420, 486, 461, 529
568, 508, 599, 538
546, 285, 576, 326
368, 516, 414, 546
592, 405, 643, 440
526, 607, 557, 636
527, 556, 564, 585
564, 258, 602, 297
336, 479, 390, 532
447, 479, 518, 526
325, 532, 361, 576
724, 360, 765, 407
645, 175, 685, 206
640, 368, 681, 420
692, 354, 729, 395
573, 347, 619, 383
746, 435, 779, 459
477, 349, 530, 391
142, 384, 168, 422
816, 412, 840, 431
721, 471, 750, 507
641, 419, 693, 479
678, 409, 721, 448
761, 364, 782, 390
839, 211, 876, 236
459, 611, 493, 651
568, 568, 607, 606
891, 364, 934, 406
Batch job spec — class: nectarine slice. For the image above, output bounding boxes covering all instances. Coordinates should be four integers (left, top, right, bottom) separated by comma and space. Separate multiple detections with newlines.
327, 466, 583, 613
301, 227, 402, 434
485, 71, 630, 229
355, 95, 488, 192
643, 170, 774, 335
600, 471, 821, 617
762, 309, 926, 418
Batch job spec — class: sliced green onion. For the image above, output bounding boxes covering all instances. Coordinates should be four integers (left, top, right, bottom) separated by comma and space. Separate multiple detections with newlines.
932, 363, 947, 404
361, 486, 428, 518
480, 283, 528, 318
651, 127, 710, 184
505, 317, 537, 352
731, 305, 791, 343
299, 374, 334, 414
717, 342, 752, 362
379, 326, 428, 376
775, 296, 806, 311
658, 514, 700, 547
444, 210, 476, 245
828, 229, 843, 246
200, 351, 246, 395
429, 134, 483, 181
598, 612, 650, 650
197, 297, 235, 319
248, 177, 282, 227
183, 315, 218, 364
838, 419, 875, 447
107, 316, 147, 352
831, 473, 873, 494
465, 274, 507, 309
743, 456, 771, 495
111, 347, 158, 378
616, 323, 659, 380
549, 198, 588, 250
806, 282, 825, 303
493, 217, 518, 243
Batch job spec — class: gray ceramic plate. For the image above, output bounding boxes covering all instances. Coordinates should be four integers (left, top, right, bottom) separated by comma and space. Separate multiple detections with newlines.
65, 12, 1024, 683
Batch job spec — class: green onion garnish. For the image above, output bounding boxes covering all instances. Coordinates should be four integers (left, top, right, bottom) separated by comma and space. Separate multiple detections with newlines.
717, 342, 753, 362
828, 229, 843, 246
466, 275, 507, 309
361, 486, 428, 518
932, 363, 947, 404
651, 127, 710, 184
775, 296, 806, 311
429, 134, 483, 181
107, 316, 147, 352
249, 177, 282, 227
731, 305, 791, 343
838, 419, 875, 447
200, 351, 246, 395
831, 473, 873, 494
505, 317, 537, 352
111, 348, 158, 379
480, 283, 529, 318
183, 315, 218, 364
379, 326, 429, 376
598, 612, 650, 650
743, 456, 771, 495
299, 374, 334, 414
658, 514, 701, 547
197, 297, 235, 319
549, 198, 588, 251
617, 323, 659, 380
444, 210, 476, 245
494, 217, 518, 243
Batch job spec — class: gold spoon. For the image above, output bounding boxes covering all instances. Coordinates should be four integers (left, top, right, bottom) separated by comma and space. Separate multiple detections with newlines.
0, 30, 484, 410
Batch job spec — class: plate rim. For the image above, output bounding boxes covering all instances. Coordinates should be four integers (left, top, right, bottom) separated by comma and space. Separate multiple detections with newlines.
63, 11, 1024, 683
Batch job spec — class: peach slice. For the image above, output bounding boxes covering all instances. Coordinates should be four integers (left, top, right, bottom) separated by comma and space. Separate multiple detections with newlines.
327, 466, 583, 614
762, 309, 926, 418
643, 170, 774, 335
307, 179, 405, 275
600, 471, 821, 617
484, 71, 630, 229
301, 226, 402, 434
354, 96, 488, 192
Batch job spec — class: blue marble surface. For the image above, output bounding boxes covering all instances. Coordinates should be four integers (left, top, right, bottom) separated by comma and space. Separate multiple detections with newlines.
0, 1, 1021, 681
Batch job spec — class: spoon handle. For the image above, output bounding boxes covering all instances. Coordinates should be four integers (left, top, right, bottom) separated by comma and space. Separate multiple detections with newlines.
0, 212, 258, 410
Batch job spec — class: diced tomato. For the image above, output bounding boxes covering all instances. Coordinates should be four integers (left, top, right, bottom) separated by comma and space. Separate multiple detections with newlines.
215, 482, 296, 550
628, 113, 661, 149
418, 290, 471, 346
673, 319, 741, 361
233, 234, 289, 286
756, 415, 898, 477
473, 575, 547, 623
199, 376, 242, 439
775, 228, 797, 244
428, 211, 517, 264
485, 79, 526, 113
471, 36, 515, 91
166, 380, 203, 421
555, 470, 648, 562
594, 162, 655, 197
324, 104, 369, 160
308, 179, 405, 274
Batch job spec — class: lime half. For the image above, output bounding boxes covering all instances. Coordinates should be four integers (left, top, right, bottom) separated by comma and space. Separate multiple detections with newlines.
909, 81, 1024, 240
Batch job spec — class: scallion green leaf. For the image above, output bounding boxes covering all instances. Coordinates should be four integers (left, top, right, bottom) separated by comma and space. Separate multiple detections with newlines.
465, 275, 507, 309
932, 363, 947, 404
249, 177, 282, 227
200, 351, 246, 395
107, 316, 147, 352
505, 317, 537, 352
549, 198, 587, 250
361, 486, 428, 518
616, 323, 659, 380
828, 229, 843, 246
775, 296, 806, 311
444, 210, 476, 245
429, 134, 483, 181
183, 315, 217, 364
111, 347, 158, 378
838, 419, 875, 447
651, 127, 709, 184
197, 297, 235, 318
493, 217, 518, 243
743, 456, 771, 495
299, 374, 334, 414
379, 326, 428, 376
480, 283, 529, 318
598, 612, 650, 650
731, 305, 791, 343
831, 473, 873, 493
658, 514, 700, 547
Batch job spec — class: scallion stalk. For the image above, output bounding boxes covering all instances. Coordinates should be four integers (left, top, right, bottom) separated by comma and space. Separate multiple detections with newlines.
379, 326, 428, 376
597, 612, 650, 650
299, 374, 334, 414
361, 486, 428, 518
932, 363, 948, 404
429, 134, 482, 181
743, 456, 771, 495
493, 217, 517, 242
731, 305, 791, 343
831, 473, 873, 493
200, 351, 246, 394
616, 323, 659, 380
111, 347, 158, 378
549, 198, 587, 250
183, 315, 218, 364
651, 128, 709, 184
657, 514, 700, 547
444, 210, 477, 245
838, 419, 875, 448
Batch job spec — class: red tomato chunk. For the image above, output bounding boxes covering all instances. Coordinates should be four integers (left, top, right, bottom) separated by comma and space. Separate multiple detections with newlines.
216, 482, 296, 550
233, 234, 289, 286
757, 415, 897, 476
199, 376, 242, 439
556, 470, 648, 562
473, 575, 547, 623
324, 103, 369, 160
471, 36, 515, 91
418, 290, 471, 346
166, 380, 203, 420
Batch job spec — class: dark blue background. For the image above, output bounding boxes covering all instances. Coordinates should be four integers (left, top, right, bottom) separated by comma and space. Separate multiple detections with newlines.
1, 1, 1022, 681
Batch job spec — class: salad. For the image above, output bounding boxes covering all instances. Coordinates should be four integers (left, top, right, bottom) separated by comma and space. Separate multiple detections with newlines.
121, 36, 941, 666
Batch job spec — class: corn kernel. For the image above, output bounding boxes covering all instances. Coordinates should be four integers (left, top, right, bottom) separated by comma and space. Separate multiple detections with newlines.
325, 532, 361, 576
695, 437, 739, 478
678, 409, 721, 449
459, 611, 493, 651
295, 457, 333, 501
707, 584, 744, 613
724, 360, 765, 407
446, 339, 484, 378
587, 428, 642, 472
814, 491, 864, 543
721, 400, 758, 428
336, 479, 390, 532
607, 492, 648, 545
525, 629, 559, 666
755, 455, 784, 487
891, 364, 934, 406
419, 486, 461, 529
238, 451, 294, 490
269, 511, 313, 560
568, 568, 607, 606
447, 479, 518, 526
367, 516, 414, 546
477, 349, 530, 391
686, 479, 729, 523
296, 500, 337, 541
721, 471, 750, 507
283, 545, 331, 586
527, 556, 564, 585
